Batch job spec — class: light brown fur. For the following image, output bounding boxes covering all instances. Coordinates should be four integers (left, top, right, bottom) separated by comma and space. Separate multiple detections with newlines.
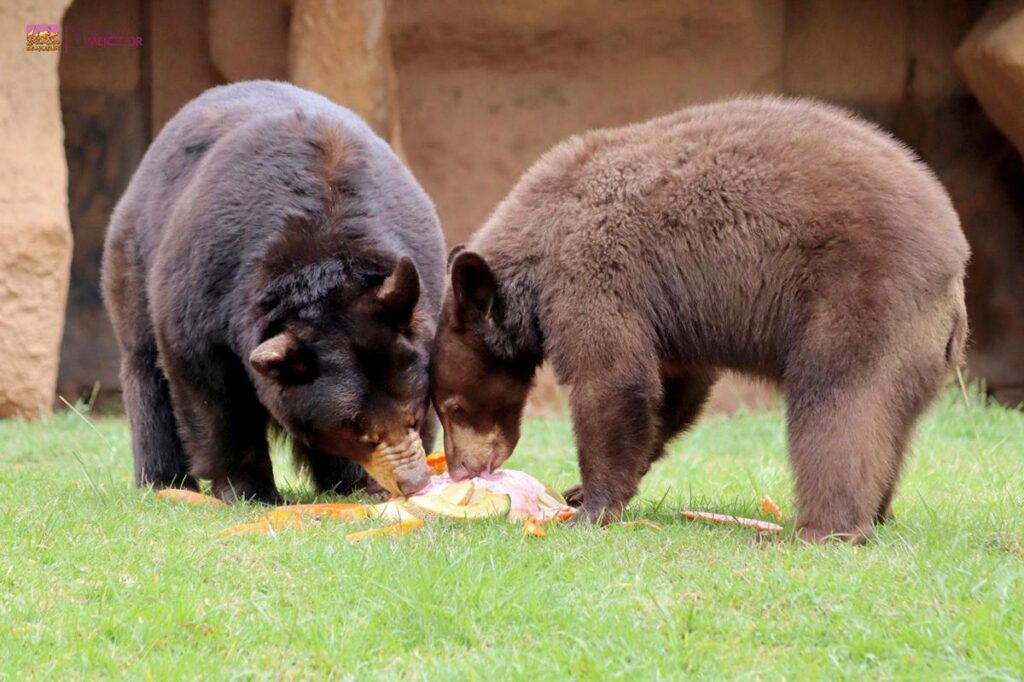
431, 97, 970, 543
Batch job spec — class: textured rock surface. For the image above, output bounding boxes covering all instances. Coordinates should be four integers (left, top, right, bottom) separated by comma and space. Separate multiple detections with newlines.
209, 0, 289, 82
391, 0, 786, 244
784, 0, 909, 103
29, 0, 1024, 413
58, 91, 145, 400
150, 0, 223, 134
0, 0, 74, 417
289, 0, 401, 146
955, 0, 1024, 157
57, 0, 140, 93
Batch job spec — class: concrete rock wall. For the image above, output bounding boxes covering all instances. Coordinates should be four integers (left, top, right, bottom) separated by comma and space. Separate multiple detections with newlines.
33, 0, 1024, 414
0, 0, 74, 418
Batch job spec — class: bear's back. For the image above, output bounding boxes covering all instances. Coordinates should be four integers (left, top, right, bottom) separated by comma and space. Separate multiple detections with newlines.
108, 81, 393, 269
474, 97, 969, 373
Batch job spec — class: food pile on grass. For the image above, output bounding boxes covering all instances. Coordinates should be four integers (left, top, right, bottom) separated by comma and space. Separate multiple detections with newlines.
156, 445, 788, 540
157, 451, 575, 541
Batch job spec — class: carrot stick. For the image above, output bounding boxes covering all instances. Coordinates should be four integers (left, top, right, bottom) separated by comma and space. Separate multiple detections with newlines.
761, 495, 784, 521
681, 510, 783, 533
155, 489, 224, 506
268, 503, 368, 521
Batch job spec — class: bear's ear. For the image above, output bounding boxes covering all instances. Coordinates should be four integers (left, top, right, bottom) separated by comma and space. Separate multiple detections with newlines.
249, 332, 317, 384
447, 244, 467, 271
451, 250, 500, 325
375, 256, 420, 328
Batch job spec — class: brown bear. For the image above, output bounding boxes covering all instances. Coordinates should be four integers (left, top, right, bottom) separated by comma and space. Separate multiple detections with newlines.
103, 81, 445, 503
431, 96, 969, 543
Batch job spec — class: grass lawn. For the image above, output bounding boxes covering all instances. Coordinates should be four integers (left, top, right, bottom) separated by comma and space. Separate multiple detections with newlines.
1, 390, 1022, 680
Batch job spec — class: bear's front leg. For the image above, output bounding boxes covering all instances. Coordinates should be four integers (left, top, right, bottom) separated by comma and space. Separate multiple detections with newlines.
569, 366, 662, 525
160, 350, 281, 505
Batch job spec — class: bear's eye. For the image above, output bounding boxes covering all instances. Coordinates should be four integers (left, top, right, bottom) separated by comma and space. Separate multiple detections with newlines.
442, 398, 465, 416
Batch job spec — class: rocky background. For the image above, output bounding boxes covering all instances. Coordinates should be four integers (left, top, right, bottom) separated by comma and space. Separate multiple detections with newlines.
2, 0, 1022, 418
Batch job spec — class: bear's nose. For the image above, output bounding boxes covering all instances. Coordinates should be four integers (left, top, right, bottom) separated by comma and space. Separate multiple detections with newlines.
447, 460, 474, 482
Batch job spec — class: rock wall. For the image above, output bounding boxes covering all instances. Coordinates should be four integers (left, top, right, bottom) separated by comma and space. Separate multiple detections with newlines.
0, 0, 75, 418
954, 0, 1024, 404
57, 0, 146, 402
390, 0, 1024, 409
38, 0, 1024, 413
289, 0, 402, 147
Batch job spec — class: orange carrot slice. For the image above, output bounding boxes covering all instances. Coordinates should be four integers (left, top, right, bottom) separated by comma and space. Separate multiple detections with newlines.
523, 518, 547, 537
269, 503, 368, 521
345, 518, 425, 542
681, 510, 783, 533
761, 495, 784, 521
556, 508, 576, 523
425, 451, 447, 475
156, 489, 224, 506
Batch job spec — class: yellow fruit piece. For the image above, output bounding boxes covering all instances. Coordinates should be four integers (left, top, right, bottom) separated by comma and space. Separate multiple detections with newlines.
523, 518, 547, 538
345, 518, 425, 542
437, 481, 474, 506
366, 500, 420, 522
269, 503, 368, 521
156, 489, 224, 506
407, 492, 511, 519
539, 487, 567, 507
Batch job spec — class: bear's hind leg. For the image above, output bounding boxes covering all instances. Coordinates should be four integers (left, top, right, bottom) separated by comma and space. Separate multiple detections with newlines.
160, 351, 280, 505
567, 346, 665, 524
785, 372, 901, 544
563, 369, 715, 508
872, 353, 950, 525
121, 343, 196, 491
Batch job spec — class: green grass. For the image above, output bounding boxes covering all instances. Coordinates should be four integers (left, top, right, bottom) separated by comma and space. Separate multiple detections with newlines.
1, 391, 1022, 680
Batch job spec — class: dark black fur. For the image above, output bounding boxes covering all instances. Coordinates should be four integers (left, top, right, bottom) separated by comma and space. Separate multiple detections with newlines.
102, 81, 445, 502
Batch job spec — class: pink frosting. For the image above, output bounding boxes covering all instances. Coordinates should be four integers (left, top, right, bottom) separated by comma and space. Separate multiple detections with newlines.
414, 469, 568, 521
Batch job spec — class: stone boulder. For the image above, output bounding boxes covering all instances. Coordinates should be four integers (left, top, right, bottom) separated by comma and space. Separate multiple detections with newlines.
209, 0, 290, 83
0, 0, 74, 418
955, 0, 1024, 157
289, 0, 403, 149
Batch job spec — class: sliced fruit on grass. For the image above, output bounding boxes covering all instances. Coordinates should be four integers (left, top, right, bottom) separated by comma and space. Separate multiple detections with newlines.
761, 495, 784, 521
425, 451, 447, 475
366, 500, 420, 523
681, 510, 783, 533
155, 489, 224, 506
467, 487, 491, 505
523, 518, 547, 537
538, 487, 567, 507
345, 518, 425, 542
555, 508, 576, 523
437, 480, 475, 506
269, 503, 368, 521
408, 491, 511, 519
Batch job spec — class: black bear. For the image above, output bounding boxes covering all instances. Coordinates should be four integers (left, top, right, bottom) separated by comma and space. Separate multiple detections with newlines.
431, 97, 969, 543
103, 81, 445, 503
